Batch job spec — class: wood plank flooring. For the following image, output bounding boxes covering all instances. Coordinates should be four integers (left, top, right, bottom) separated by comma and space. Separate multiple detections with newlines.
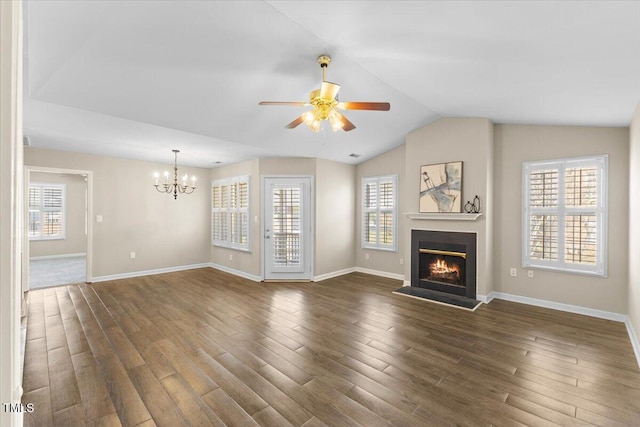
22, 268, 640, 426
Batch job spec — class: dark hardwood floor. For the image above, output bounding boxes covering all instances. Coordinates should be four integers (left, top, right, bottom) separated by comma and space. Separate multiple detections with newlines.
22, 268, 640, 426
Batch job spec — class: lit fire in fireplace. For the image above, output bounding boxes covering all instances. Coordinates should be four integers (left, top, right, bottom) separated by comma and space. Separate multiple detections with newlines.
428, 257, 461, 283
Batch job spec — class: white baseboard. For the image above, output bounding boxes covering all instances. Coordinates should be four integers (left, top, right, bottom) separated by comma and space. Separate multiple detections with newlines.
313, 268, 356, 282
477, 292, 495, 304
487, 292, 627, 322
206, 264, 405, 284
91, 263, 210, 283
30, 252, 86, 261
625, 317, 640, 368
208, 263, 262, 282
483, 291, 639, 368
354, 267, 405, 281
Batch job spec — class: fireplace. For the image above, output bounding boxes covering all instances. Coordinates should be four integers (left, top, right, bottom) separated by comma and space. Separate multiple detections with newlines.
411, 230, 476, 299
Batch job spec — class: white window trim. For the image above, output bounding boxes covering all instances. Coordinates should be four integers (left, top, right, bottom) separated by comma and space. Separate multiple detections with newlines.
522, 155, 608, 277
362, 174, 398, 252
28, 182, 67, 241
211, 175, 251, 252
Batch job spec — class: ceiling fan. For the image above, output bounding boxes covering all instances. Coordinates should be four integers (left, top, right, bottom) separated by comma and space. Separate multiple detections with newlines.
259, 55, 390, 132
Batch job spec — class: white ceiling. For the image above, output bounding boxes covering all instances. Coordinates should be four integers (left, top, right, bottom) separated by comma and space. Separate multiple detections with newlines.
23, 1, 640, 168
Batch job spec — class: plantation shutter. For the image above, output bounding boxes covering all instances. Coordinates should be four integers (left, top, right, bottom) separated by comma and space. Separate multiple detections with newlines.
28, 183, 66, 240
211, 176, 250, 250
523, 156, 606, 276
229, 180, 249, 246
362, 175, 397, 251
528, 167, 559, 262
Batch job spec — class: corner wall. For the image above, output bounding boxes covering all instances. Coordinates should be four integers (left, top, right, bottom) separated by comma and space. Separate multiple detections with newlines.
493, 125, 629, 313
629, 103, 640, 354
355, 145, 406, 276
315, 159, 356, 277
0, 1, 23, 425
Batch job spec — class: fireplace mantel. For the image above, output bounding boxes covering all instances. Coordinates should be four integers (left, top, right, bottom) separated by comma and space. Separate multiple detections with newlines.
406, 213, 482, 221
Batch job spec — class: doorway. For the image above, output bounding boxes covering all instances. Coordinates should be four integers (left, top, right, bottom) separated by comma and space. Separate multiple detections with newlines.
263, 176, 313, 280
24, 167, 93, 290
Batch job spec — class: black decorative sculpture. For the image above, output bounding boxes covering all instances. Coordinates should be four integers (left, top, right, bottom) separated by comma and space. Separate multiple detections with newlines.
464, 195, 481, 214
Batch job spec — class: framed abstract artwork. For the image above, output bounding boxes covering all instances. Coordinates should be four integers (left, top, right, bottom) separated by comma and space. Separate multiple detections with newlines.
419, 161, 463, 213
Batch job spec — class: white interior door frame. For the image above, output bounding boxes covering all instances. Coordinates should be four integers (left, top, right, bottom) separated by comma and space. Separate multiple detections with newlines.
24, 166, 94, 290
261, 175, 314, 281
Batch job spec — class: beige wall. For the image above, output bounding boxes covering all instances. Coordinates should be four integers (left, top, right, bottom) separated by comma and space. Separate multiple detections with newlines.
29, 172, 87, 258
259, 157, 316, 176
315, 159, 356, 276
25, 147, 211, 278
355, 145, 406, 275
494, 125, 629, 313
629, 104, 640, 344
404, 118, 495, 296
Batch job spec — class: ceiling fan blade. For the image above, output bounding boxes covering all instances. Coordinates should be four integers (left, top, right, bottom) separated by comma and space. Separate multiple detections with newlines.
337, 113, 356, 132
320, 81, 340, 100
285, 115, 305, 129
259, 101, 308, 106
338, 101, 391, 111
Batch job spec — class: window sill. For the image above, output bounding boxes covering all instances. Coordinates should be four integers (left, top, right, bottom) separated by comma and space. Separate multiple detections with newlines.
361, 246, 398, 253
29, 237, 66, 241
212, 242, 251, 253
524, 264, 606, 278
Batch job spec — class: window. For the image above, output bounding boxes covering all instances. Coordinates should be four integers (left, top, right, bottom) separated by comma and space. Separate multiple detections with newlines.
523, 155, 607, 276
362, 175, 398, 251
29, 183, 66, 240
212, 176, 250, 251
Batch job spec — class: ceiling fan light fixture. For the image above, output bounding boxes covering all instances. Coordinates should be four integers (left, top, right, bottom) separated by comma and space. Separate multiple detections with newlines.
328, 110, 344, 131
258, 54, 390, 133
310, 118, 321, 132
302, 110, 315, 125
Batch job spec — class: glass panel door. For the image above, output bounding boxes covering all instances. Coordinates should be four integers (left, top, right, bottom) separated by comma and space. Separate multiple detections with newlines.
264, 177, 312, 280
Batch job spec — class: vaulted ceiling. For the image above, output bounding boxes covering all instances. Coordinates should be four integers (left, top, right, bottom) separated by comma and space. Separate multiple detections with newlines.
23, 1, 640, 168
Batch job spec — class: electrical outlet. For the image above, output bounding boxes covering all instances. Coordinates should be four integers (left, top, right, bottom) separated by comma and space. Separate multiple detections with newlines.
510, 268, 517, 277
96, 215, 103, 223
130, 252, 136, 259
528, 270, 534, 278
365, 253, 370, 260
229, 253, 233, 261
399, 258, 404, 265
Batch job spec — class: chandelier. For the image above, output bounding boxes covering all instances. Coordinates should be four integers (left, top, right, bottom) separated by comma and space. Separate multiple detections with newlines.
153, 149, 196, 199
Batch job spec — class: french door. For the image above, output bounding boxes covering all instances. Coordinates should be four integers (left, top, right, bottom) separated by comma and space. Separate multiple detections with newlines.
263, 177, 312, 280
